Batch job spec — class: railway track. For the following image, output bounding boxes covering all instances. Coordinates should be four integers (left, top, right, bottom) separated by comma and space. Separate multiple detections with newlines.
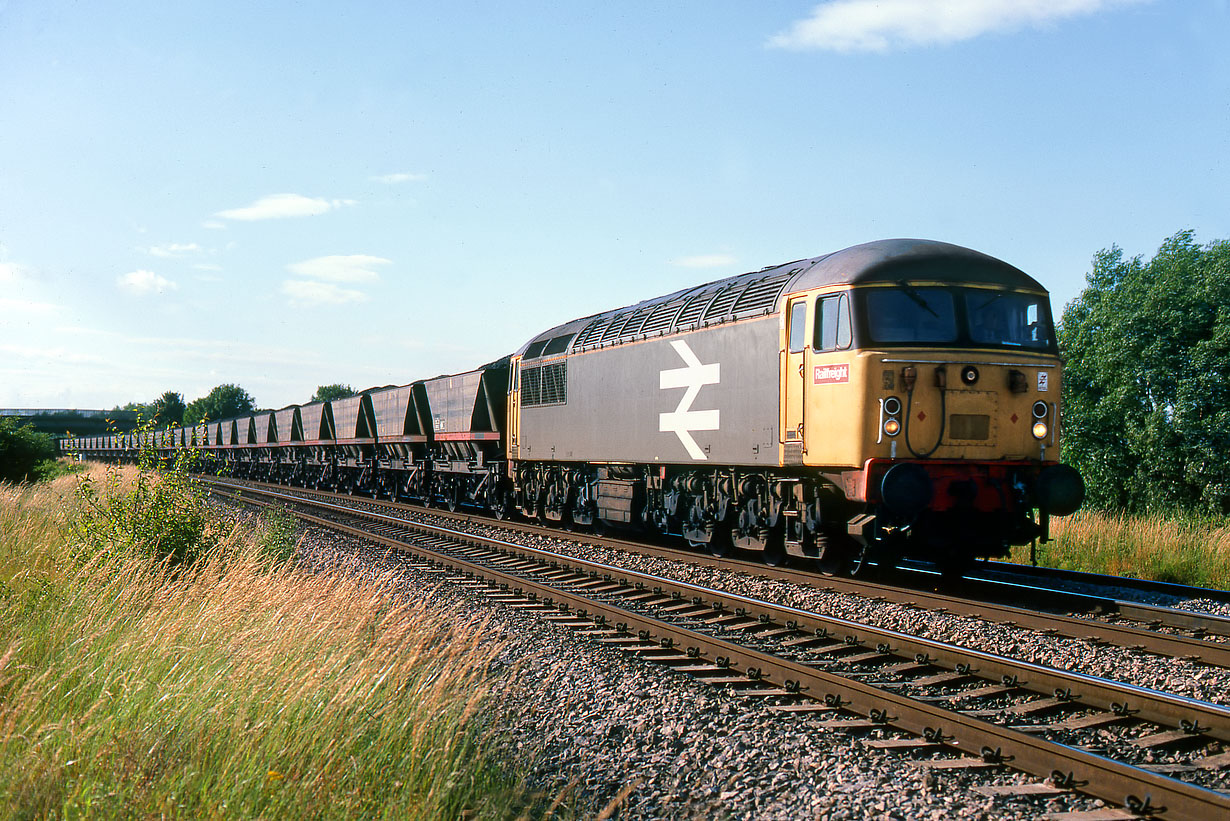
203, 476, 1230, 669
209, 479, 1230, 820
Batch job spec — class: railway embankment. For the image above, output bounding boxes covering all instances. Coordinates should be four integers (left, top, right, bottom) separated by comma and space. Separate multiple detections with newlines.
0, 465, 527, 819
1007, 509, 1230, 590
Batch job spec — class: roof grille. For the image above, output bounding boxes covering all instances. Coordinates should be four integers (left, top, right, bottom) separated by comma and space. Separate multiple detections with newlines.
731, 270, 796, 316
546, 264, 802, 354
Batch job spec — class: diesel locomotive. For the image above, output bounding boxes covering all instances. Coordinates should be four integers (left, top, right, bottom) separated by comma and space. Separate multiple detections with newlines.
68, 239, 1085, 575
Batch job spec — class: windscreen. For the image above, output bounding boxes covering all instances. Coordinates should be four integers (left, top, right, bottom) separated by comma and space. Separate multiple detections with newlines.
965, 290, 1053, 350
865, 287, 958, 343
862, 286, 1055, 351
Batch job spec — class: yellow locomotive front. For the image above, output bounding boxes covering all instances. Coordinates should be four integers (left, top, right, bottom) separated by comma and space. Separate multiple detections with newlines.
779, 241, 1084, 573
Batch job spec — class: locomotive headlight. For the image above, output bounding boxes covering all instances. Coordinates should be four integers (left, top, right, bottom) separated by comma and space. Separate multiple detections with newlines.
1032, 421, 1048, 439
879, 396, 902, 442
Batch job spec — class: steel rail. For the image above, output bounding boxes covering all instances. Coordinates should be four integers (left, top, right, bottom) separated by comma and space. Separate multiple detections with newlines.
212, 483, 1230, 821
215, 482, 1230, 745
200, 476, 1230, 669
981, 560, 1230, 607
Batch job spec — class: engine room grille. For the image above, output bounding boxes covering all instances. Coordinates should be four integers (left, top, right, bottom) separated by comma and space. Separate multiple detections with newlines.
564, 266, 799, 354
522, 361, 567, 406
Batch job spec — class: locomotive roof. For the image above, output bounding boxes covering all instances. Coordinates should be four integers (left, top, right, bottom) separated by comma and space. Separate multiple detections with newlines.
518, 239, 1048, 358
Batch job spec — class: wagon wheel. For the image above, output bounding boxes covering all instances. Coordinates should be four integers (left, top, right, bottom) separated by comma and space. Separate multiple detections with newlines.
491, 485, 514, 520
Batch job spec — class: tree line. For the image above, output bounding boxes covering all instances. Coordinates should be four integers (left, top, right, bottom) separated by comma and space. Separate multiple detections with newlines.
116, 384, 356, 427
1059, 230, 1230, 515
0, 417, 58, 483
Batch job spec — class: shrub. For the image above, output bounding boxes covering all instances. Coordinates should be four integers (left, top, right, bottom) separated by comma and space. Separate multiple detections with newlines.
70, 433, 216, 565
0, 418, 57, 483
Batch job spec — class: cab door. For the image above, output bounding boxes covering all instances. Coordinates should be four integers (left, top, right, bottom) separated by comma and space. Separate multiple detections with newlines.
507, 357, 522, 460
782, 296, 809, 460
805, 291, 861, 466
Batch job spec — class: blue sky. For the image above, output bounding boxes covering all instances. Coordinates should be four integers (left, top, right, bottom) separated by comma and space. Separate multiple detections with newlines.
2, 0, 1227, 410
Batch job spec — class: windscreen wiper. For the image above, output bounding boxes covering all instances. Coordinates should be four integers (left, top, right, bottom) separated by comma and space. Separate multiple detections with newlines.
975, 290, 1007, 310
896, 281, 939, 318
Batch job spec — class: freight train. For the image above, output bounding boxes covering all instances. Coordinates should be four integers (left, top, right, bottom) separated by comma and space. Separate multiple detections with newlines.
67, 239, 1085, 575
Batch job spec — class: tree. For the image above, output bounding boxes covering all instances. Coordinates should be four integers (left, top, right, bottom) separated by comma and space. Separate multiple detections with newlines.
184, 384, 257, 425
0, 418, 57, 483
151, 391, 186, 426
1059, 230, 1230, 514
310, 383, 356, 403
115, 400, 153, 417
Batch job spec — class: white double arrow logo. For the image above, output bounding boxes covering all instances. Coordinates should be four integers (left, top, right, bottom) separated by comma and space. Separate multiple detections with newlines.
659, 340, 720, 460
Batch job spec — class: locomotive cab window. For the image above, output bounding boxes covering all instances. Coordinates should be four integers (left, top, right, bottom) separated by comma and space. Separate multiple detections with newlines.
965, 291, 1054, 350
865, 287, 958, 344
542, 333, 574, 356
813, 292, 852, 351
787, 300, 807, 353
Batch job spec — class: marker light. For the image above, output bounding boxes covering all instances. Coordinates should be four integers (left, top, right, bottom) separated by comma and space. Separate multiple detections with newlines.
1032, 421, 1049, 440
884, 419, 901, 436
1032, 401, 1049, 419
883, 396, 902, 416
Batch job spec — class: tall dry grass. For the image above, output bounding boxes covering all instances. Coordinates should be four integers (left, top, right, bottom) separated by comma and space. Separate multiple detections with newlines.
0, 464, 531, 819
1009, 509, 1230, 589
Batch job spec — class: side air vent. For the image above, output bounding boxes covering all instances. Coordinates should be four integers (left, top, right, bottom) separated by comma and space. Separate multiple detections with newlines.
521, 361, 567, 407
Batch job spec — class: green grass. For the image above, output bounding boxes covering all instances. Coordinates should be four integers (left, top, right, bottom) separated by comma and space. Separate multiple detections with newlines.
0, 464, 536, 819
1008, 509, 1230, 590
29, 457, 85, 484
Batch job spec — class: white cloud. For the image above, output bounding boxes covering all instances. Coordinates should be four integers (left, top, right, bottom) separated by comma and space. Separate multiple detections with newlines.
147, 242, 201, 258
117, 269, 177, 295
768, 0, 1148, 52
285, 254, 391, 283
371, 172, 426, 184
201, 220, 227, 230
672, 253, 737, 269
214, 193, 358, 221
281, 279, 368, 305
193, 263, 223, 271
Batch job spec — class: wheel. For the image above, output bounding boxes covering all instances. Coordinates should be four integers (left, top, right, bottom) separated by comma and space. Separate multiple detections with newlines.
935, 548, 971, 580
814, 531, 852, 576
762, 531, 788, 567
705, 523, 734, 558
492, 492, 513, 520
